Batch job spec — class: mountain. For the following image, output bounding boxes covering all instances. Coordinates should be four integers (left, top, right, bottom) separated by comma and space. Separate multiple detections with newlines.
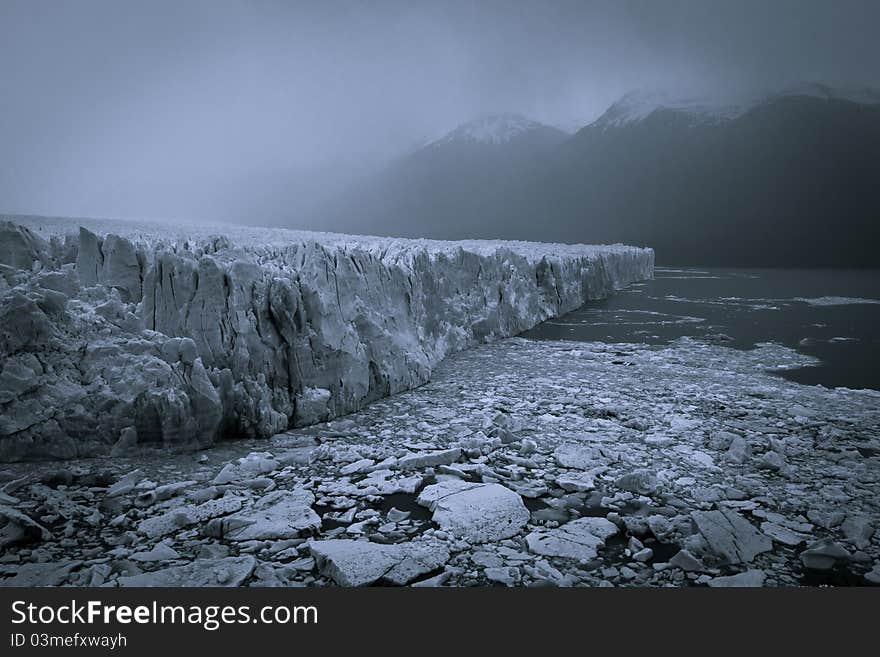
320, 88, 880, 267
545, 88, 880, 266
434, 112, 569, 145
589, 90, 747, 130
589, 83, 880, 130
325, 113, 568, 239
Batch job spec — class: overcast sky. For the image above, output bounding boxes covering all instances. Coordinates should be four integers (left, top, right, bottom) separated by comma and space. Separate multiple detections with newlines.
2, 0, 879, 224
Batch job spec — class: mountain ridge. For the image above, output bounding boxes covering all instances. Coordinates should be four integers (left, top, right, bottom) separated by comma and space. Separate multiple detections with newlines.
318, 84, 880, 267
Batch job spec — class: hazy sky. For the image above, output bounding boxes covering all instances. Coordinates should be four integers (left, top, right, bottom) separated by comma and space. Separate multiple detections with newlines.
2, 0, 878, 224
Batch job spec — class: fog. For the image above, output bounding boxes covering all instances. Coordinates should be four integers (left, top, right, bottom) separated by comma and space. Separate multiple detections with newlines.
2, 0, 879, 230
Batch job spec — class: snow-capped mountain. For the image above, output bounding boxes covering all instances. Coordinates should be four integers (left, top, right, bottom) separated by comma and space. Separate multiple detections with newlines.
591, 83, 880, 130
434, 112, 566, 145
554, 85, 880, 265
320, 113, 568, 241
318, 85, 880, 266
591, 90, 747, 129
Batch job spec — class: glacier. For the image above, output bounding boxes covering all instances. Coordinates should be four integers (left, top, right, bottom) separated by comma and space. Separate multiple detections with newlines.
0, 216, 653, 460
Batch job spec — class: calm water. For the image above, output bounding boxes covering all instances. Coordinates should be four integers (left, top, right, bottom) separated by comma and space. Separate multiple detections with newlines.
523, 267, 880, 390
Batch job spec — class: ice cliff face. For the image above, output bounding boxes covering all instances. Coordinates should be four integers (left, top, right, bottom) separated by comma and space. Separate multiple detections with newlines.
0, 216, 653, 460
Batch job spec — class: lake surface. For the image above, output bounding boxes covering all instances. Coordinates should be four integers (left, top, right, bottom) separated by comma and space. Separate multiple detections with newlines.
523, 267, 880, 390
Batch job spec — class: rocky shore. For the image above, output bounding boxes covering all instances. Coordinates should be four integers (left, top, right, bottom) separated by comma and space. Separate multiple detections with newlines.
2, 336, 878, 587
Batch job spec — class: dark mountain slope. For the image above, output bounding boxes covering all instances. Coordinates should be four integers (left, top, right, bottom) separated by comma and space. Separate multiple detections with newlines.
551, 95, 880, 266
317, 94, 880, 267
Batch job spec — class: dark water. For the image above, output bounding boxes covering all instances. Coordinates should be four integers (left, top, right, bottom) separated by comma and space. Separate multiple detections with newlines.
523, 267, 880, 390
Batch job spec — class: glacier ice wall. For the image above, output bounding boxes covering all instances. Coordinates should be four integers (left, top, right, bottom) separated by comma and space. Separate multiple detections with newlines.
0, 217, 653, 460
